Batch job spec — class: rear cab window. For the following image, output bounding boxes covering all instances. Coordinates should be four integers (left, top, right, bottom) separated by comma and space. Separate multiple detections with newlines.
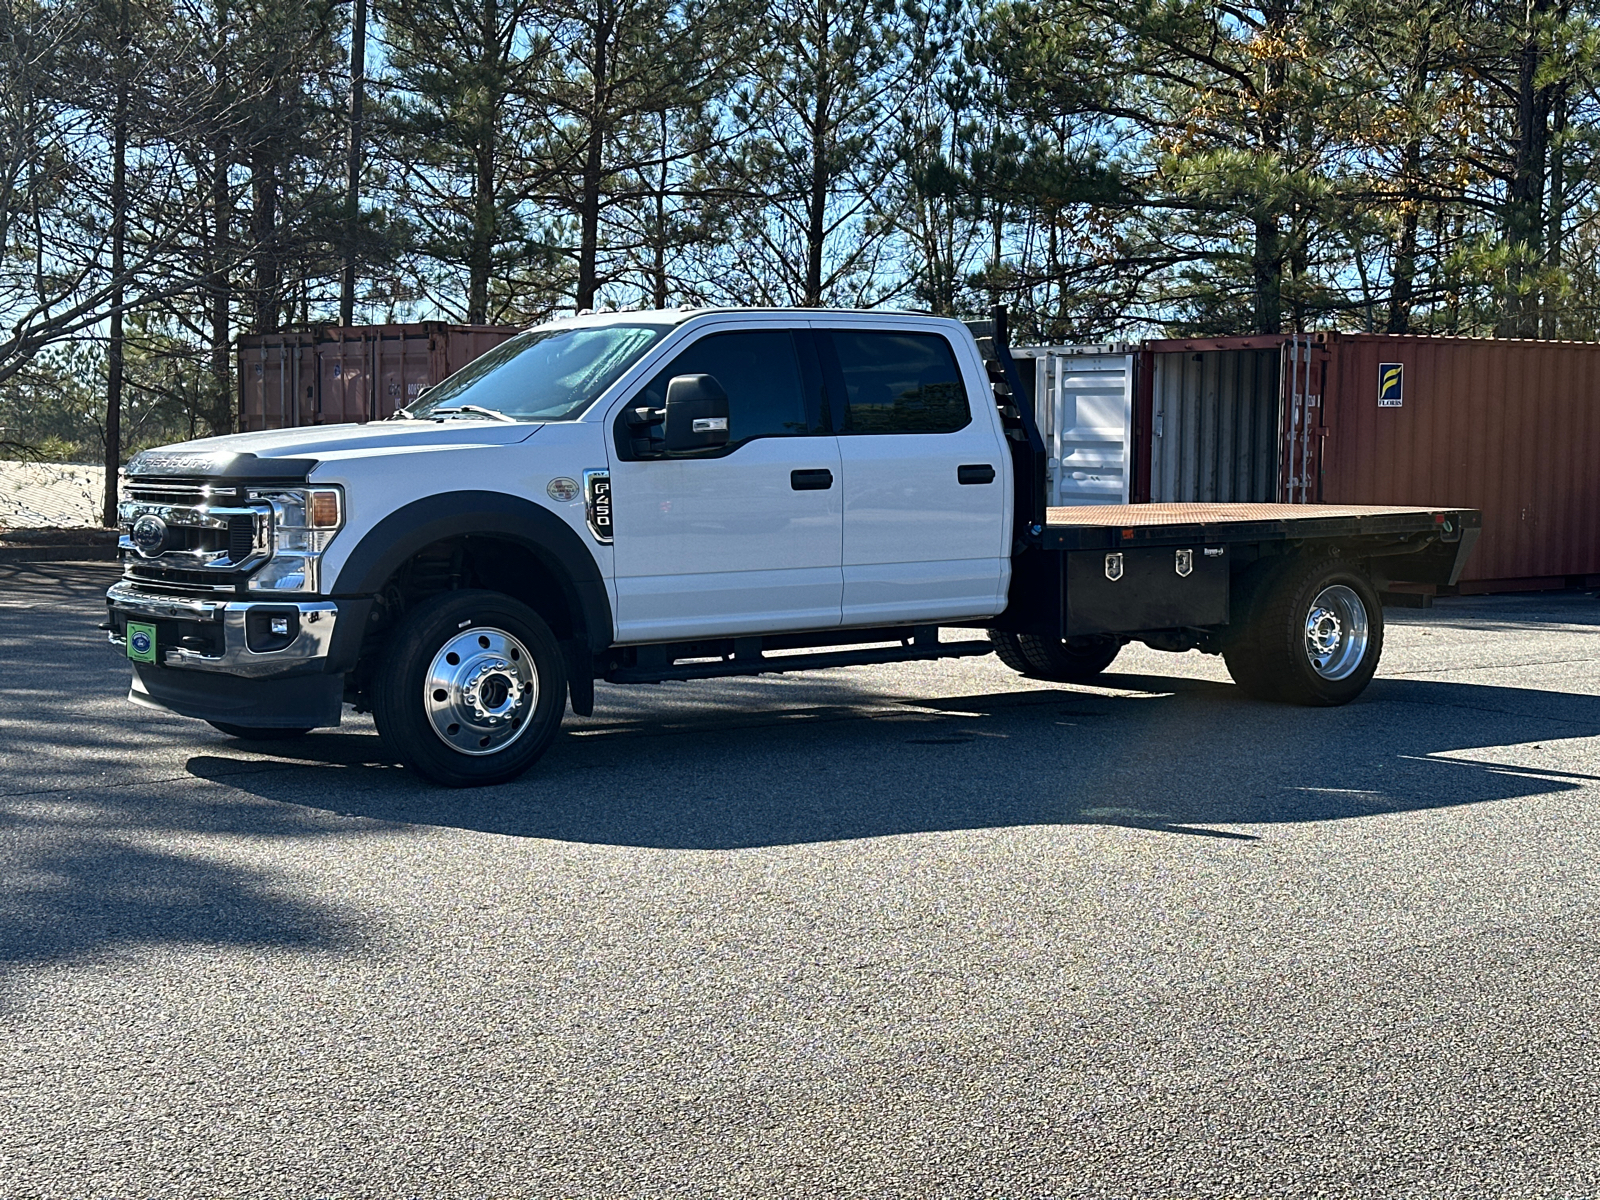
818, 329, 971, 434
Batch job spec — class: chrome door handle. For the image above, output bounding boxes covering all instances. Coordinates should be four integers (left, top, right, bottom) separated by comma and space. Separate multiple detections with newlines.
790, 469, 834, 491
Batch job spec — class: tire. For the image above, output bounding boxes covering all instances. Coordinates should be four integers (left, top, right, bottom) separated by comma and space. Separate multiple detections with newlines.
988, 629, 1122, 682
371, 589, 567, 787
207, 721, 313, 740
1223, 555, 1384, 706
987, 630, 1036, 674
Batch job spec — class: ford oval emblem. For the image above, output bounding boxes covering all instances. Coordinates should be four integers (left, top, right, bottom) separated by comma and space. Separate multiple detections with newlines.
130, 514, 168, 557
546, 477, 580, 503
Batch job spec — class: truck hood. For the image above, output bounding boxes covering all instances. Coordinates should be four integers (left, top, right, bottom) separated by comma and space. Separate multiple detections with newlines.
125, 419, 542, 478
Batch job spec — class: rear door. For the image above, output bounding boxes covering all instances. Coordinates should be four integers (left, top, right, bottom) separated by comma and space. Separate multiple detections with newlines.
605, 325, 842, 642
1029, 350, 1133, 506
817, 324, 1011, 625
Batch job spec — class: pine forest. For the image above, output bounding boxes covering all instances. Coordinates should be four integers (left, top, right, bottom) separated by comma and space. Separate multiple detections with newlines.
3, 0, 1598, 465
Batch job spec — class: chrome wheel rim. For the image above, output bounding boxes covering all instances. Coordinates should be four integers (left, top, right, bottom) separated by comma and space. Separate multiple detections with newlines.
1304, 585, 1369, 680
423, 626, 537, 756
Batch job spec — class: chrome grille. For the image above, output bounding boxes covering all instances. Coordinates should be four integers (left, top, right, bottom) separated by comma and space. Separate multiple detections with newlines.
122, 477, 243, 507
119, 474, 268, 582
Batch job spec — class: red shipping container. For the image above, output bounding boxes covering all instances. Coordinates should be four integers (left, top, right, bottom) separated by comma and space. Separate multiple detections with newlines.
1319, 334, 1600, 590
1129, 331, 1600, 589
238, 322, 520, 431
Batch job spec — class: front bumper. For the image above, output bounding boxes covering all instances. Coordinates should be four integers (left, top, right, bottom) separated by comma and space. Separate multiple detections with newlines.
106, 581, 339, 677
107, 581, 368, 729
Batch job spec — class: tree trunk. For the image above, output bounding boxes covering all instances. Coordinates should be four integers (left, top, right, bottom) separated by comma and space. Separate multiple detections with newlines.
1543, 82, 1568, 337
1386, 136, 1422, 334
1252, 210, 1282, 334
803, 1, 831, 306
252, 135, 280, 334
340, 0, 366, 327
103, 0, 129, 527
209, 139, 233, 436
651, 110, 668, 309
1500, 1, 1551, 338
468, 137, 495, 322
466, 0, 500, 323
1250, 0, 1290, 335
575, 2, 612, 311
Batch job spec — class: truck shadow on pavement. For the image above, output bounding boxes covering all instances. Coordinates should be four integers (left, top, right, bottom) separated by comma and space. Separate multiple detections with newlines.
181, 673, 1600, 850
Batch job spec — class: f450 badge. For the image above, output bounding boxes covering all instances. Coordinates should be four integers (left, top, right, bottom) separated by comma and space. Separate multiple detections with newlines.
583, 469, 612, 543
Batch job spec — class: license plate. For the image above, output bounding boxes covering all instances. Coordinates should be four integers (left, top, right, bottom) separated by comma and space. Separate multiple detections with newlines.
126, 621, 157, 663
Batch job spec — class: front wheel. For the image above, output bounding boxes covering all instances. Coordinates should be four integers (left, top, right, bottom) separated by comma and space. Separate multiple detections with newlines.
372, 589, 567, 787
1223, 556, 1384, 706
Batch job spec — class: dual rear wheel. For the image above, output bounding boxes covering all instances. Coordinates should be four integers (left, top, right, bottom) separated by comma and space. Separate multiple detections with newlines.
1223, 556, 1383, 705
989, 555, 1383, 707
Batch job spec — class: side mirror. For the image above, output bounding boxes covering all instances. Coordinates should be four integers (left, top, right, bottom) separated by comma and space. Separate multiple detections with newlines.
663, 374, 730, 452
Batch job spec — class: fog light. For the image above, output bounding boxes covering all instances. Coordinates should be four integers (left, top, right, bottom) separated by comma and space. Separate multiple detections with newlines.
245, 609, 299, 653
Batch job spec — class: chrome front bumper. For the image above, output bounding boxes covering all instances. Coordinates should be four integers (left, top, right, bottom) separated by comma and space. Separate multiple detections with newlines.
106, 580, 338, 677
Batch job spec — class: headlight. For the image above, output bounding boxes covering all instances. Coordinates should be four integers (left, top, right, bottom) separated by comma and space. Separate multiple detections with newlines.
247, 486, 344, 592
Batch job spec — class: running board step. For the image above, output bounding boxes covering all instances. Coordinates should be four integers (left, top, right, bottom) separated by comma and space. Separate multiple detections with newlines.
605, 639, 996, 684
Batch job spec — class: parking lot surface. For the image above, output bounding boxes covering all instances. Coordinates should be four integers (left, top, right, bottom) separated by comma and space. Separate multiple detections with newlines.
2, 560, 1598, 1199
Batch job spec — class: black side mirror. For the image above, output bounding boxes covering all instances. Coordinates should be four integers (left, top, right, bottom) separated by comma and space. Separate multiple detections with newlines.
663, 374, 730, 452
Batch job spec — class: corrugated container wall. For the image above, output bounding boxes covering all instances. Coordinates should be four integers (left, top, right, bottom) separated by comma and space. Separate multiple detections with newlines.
1145, 342, 1281, 503
238, 322, 520, 431
1319, 334, 1600, 588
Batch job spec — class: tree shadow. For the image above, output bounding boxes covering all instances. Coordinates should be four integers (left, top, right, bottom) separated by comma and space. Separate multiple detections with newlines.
0, 820, 359, 970
183, 674, 1600, 851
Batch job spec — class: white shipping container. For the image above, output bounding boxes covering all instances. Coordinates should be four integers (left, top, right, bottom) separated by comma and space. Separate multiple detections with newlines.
1011, 345, 1134, 506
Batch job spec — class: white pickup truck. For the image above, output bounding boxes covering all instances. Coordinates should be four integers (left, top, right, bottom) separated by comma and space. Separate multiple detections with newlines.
107, 307, 1480, 786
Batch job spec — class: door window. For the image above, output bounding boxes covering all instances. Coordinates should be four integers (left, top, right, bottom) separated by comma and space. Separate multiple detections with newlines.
618, 329, 815, 457
823, 330, 971, 434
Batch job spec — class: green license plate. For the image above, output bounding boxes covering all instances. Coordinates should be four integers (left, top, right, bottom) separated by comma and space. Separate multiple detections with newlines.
126, 621, 157, 663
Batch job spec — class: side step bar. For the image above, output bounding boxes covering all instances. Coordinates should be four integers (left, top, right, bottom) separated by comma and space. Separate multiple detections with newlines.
605, 636, 996, 684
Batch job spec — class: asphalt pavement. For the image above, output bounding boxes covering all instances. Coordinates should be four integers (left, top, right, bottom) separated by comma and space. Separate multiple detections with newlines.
2, 560, 1598, 1199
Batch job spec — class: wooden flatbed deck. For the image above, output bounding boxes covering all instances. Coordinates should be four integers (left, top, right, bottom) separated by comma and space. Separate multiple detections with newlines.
1043, 502, 1479, 551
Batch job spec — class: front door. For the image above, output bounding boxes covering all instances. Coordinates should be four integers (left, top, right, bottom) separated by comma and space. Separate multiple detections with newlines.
606, 326, 842, 643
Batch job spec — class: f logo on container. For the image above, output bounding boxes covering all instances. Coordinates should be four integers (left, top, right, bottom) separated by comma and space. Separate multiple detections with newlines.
1378, 363, 1404, 407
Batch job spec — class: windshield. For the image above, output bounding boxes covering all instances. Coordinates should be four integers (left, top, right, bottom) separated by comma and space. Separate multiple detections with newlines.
408, 322, 671, 421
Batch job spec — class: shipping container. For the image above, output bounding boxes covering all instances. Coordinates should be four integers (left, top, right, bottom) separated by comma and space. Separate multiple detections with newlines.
1011, 345, 1135, 505
1142, 337, 1289, 504
1127, 331, 1600, 590
238, 322, 520, 431
1318, 334, 1600, 590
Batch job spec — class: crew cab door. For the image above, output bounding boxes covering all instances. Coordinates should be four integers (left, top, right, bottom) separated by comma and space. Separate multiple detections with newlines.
815, 324, 1011, 625
605, 326, 842, 642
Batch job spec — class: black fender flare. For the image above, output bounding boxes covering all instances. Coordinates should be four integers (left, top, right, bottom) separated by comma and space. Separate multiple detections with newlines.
328, 491, 614, 655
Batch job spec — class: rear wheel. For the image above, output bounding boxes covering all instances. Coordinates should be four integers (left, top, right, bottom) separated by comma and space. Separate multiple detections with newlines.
988, 630, 1122, 682
1223, 556, 1383, 705
207, 721, 312, 740
372, 589, 567, 787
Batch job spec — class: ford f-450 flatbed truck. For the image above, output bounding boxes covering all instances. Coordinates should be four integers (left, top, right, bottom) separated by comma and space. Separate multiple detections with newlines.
106, 307, 1480, 786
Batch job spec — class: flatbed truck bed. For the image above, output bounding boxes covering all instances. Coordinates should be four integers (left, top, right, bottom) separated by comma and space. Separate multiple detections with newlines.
1044, 502, 1479, 550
